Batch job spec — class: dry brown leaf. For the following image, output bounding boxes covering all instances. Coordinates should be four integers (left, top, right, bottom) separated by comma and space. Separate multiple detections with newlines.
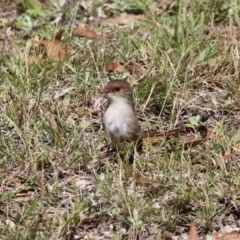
107, 61, 146, 78
10, 179, 22, 189
37, 38, 72, 61
142, 133, 165, 148
126, 62, 146, 78
107, 61, 127, 72
73, 25, 109, 40
153, 0, 173, 15
142, 125, 208, 150
212, 232, 240, 240
185, 132, 197, 142
216, 152, 240, 166
207, 128, 222, 141
106, 14, 143, 25
35, 31, 72, 61
189, 222, 200, 240
14, 194, 36, 203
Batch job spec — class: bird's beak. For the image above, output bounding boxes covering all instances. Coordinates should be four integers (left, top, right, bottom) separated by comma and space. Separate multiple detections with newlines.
101, 88, 110, 94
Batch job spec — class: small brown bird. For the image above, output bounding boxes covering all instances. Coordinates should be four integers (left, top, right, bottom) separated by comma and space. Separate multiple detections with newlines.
101, 80, 142, 152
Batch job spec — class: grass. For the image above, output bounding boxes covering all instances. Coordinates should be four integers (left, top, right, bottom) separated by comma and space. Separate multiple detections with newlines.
1, 0, 240, 239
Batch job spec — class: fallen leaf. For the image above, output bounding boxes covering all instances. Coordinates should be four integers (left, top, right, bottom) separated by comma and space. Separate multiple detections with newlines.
126, 62, 146, 78
216, 152, 240, 166
189, 222, 200, 240
212, 231, 240, 240
10, 179, 22, 189
35, 31, 72, 61
73, 25, 109, 40
14, 194, 36, 203
107, 61, 146, 79
153, 0, 173, 15
142, 125, 208, 150
106, 14, 143, 25
107, 61, 127, 72
37, 39, 72, 61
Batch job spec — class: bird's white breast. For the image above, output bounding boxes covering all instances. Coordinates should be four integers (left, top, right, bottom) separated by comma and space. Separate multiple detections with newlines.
103, 99, 136, 148
104, 101, 134, 135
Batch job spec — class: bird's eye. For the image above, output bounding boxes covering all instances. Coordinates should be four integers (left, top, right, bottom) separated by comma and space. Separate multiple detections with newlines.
115, 87, 120, 92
